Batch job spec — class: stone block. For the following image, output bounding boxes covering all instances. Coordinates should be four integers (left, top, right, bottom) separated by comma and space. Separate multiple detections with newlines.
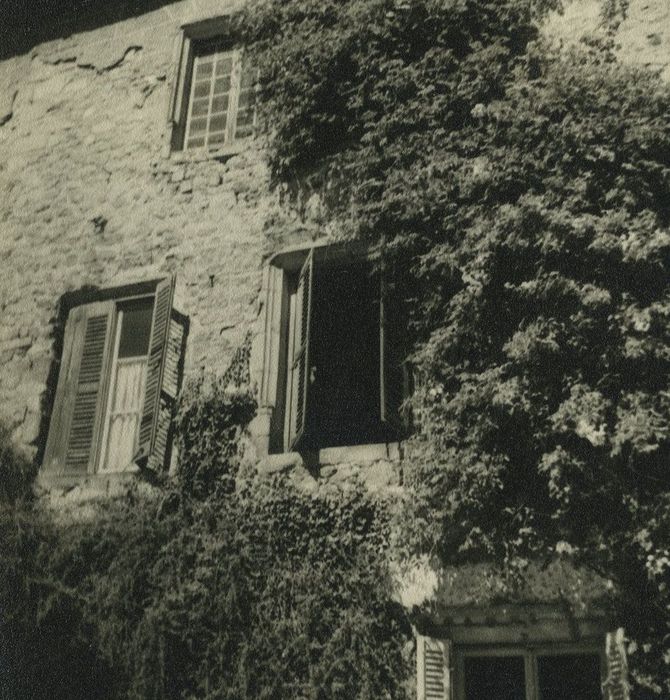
360, 461, 398, 493
257, 452, 304, 475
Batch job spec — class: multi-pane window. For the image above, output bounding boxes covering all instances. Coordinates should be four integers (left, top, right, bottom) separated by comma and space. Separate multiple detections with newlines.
416, 631, 630, 700
182, 40, 255, 151
460, 651, 602, 699
41, 278, 186, 479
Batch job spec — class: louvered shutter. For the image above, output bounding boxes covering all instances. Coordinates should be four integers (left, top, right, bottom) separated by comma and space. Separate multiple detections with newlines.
417, 635, 452, 700
288, 249, 314, 451
604, 628, 630, 700
146, 314, 187, 473
136, 276, 175, 461
42, 302, 114, 475
380, 268, 406, 436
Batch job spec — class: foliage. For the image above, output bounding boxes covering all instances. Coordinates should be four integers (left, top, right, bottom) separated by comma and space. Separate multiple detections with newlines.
173, 373, 256, 498
0, 483, 410, 700
0, 422, 37, 504
230, 0, 670, 693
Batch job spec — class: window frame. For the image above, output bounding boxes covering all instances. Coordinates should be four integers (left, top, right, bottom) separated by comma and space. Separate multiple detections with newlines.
255, 241, 409, 458
168, 19, 257, 159
454, 642, 606, 700
40, 277, 180, 486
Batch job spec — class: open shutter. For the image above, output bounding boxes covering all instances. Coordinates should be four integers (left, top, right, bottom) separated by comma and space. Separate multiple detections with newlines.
380, 267, 406, 437
287, 249, 314, 450
417, 635, 452, 700
136, 276, 175, 461
147, 313, 188, 473
604, 628, 630, 700
42, 302, 114, 475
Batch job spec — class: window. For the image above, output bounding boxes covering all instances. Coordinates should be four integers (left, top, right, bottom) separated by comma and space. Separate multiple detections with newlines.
459, 649, 602, 699
261, 244, 409, 454
416, 629, 630, 700
170, 26, 256, 154
41, 277, 186, 479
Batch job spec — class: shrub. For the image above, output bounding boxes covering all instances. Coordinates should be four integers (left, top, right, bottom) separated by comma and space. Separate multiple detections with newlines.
0, 482, 410, 700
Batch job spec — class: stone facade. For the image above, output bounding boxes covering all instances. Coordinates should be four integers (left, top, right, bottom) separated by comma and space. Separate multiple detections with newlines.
545, 0, 670, 81
0, 0, 403, 498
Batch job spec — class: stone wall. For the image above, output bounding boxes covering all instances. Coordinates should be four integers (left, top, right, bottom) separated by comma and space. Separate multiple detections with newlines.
545, 0, 670, 81
0, 0, 667, 491
0, 0, 305, 463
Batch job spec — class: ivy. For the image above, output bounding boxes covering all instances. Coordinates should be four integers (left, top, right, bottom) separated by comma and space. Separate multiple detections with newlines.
230, 0, 670, 694
0, 482, 410, 699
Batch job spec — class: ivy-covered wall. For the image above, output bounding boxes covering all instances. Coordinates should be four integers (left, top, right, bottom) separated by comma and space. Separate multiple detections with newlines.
2, 0, 670, 696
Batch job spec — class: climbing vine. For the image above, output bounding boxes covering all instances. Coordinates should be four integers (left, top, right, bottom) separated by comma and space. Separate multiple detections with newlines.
230, 0, 670, 694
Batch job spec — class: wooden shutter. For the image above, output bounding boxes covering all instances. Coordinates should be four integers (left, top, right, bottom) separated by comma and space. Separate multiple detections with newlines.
380, 267, 406, 436
417, 635, 452, 700
147, 314, 187, 473
42, 302, 114, 475
136, 276, 175, 461
604, 628, 630, 700
287, 249, 314, 451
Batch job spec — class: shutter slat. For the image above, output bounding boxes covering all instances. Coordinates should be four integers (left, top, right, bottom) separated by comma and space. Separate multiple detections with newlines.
288, 249, 313, 450
146, 315, 187, 473
136, 276, 175, 460
604, 628, 630, 700
417, 635, 451, 700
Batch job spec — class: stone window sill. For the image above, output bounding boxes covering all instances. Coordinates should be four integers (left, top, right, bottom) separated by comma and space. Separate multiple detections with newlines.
258, 442, 401, 475
37, 466, 141, 494
168, 138, 253, 164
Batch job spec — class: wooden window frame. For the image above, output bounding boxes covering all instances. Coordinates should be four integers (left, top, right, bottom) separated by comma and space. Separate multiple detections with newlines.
453, 643, 606, 700
256, 241, 409, 457
167, 19, 257, 159
40, 277, 181, 487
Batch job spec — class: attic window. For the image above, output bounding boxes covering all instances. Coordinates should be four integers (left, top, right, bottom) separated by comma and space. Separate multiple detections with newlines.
170, 28, 256, 154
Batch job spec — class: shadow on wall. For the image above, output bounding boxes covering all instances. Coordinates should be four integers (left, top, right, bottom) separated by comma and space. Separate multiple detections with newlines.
0, 421, 38, 503
1, 0, 180, 60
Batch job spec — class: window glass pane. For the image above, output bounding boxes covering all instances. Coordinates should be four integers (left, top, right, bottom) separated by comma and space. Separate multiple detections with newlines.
240, 70, 255, 88
193, 81, 211, 99
118, 298, 153, 358
186, 136, 205, 148
537, 654, 601, 700
236, 108, 253, 126
211, 94, 229, 113
190, 98, 210, 117
188, 117, 208, 136
207, 131, 227, 145
195, 60, 213, 79
238, 89, 254, 109
209, 114, 228, 132
464, 656, 526, 700
213, 76, 231, 94
215, 56, 233, 76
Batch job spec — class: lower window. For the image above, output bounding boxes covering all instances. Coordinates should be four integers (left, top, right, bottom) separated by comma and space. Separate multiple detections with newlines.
460, 650, 602, 700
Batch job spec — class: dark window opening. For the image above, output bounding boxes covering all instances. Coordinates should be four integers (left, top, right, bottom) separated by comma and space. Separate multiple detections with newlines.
307, 263, 389, 448
275, 251, 408, 454
117, 297, 153, 358
464, 655, 526, 700
461, 651, 602, 700
537, 653, 602, 700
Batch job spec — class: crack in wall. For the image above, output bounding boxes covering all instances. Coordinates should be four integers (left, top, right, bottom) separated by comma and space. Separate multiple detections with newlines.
77, 45, 143, 73
0, 89, 17, 126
